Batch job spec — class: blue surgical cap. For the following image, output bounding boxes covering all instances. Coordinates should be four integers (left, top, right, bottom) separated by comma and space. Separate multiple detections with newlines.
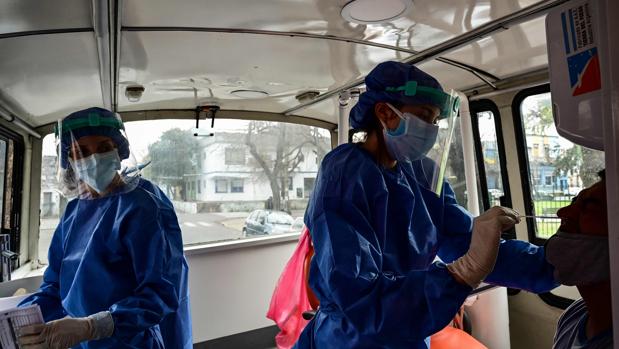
350, 61, 445, 129
58, 107, 130, 169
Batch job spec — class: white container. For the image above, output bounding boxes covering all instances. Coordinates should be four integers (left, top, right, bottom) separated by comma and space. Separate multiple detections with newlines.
546, 0, 605, 150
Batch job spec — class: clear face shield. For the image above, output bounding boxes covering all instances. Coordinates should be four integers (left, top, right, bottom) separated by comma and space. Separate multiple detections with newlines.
426, 90, 460, 196
56, 111, 141, 199
385, 83, 460, 196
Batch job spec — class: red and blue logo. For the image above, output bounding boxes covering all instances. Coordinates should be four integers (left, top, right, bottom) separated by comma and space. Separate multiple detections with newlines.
567, 48, 601, 97
561, 10, 601, 96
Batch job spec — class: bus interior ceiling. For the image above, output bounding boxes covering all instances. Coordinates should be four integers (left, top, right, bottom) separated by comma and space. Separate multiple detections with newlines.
1, 0, 617, 348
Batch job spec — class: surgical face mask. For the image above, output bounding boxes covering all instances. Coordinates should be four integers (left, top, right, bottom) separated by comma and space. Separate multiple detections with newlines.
381, 103, 439, 162
70, 150, 121, 194
545, 230, 610, 286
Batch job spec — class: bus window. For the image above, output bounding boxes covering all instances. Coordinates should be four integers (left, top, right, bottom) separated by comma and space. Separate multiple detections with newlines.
515, 89, 604, 242
477, 111, 505, 208
38, 119, 330, 262
0, 127, 24, 271
40, 134, 65, 265
470, 101, 512, 213
444, 118, 474, 208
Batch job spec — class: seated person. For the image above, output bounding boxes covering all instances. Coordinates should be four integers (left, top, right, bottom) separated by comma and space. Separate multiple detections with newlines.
547, 170, 613, 348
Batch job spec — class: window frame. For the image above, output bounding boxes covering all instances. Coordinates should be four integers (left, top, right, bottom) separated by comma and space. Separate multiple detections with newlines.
512, 86, 580, 310
511, 84, 554, 246
470, 100, 513, 223
0, 127, 24, 259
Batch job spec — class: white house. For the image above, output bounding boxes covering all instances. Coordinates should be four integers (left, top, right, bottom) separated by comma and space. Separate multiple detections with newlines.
182, 130, 324, 211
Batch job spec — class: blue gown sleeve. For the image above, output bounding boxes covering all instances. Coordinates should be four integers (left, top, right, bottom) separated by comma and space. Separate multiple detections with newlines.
108, 201, 183, 341
485, 242, 558, 293
18, 225, 67, 321
308, 170, 471, 341
437, 183, 558, 293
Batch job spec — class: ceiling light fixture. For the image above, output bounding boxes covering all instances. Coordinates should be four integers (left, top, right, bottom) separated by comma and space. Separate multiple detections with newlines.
125, 85, 145, 103
230, 89, 269, 99
341, 0, 413, 24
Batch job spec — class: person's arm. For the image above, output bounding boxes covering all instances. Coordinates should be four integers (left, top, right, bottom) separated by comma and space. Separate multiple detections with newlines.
108, 203, 185, 341
485, 241, 557, 293
19, 224, 67, 321
437, 184, 558, 293
309, 176, 471, 341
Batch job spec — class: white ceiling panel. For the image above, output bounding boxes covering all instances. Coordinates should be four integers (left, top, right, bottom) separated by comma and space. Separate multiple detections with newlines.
123, 0, 545, 52
117, 31, 411, 123
0, 33, 103, 125
443, 16, 548, 79
0, 0, 91, 35
416, 60, 483, 91
296, 96, 340, 124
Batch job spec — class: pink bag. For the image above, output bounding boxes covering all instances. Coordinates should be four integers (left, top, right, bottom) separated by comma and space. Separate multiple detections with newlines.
266, 227, 313, 349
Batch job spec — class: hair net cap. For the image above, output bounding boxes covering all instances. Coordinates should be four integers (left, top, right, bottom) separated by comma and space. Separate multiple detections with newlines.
58, 107, 130, 169
350, 61, 445, 129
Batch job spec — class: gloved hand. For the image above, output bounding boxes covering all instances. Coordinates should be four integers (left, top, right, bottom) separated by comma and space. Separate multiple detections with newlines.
447, 206, 520, 288
18, 311, 114, 349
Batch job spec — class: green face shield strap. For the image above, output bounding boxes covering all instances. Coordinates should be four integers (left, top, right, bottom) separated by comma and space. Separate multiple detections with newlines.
385, 81, 460, 119
55, 112, 125, 136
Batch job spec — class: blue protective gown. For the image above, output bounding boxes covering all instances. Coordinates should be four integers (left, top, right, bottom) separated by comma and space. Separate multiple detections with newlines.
294, 144, 557, 349
20, 179, 192, 349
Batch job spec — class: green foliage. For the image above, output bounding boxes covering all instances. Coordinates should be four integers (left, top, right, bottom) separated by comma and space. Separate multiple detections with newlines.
525, 95, 605, 189
147, 128, 200, 199
524, 97, 555, 133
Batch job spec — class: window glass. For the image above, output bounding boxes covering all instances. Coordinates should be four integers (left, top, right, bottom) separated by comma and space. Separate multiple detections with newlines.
38, 120, 330, 252
215, 179, 228, 193
444, 118, 472, 207
267, 212, 294, 225
39, 135, 64, 265
520, 92, 605, 239
231, 179, 244, 193
303, 178, 315, 198
0, 140, 6, 217
225, 147, 246, 165
476, 111, 506, 207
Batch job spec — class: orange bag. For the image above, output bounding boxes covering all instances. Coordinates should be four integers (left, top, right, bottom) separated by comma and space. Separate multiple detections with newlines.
431, 327, 488, 349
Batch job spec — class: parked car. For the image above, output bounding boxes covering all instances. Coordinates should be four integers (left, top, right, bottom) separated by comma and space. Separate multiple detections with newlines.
289, 217, 305, 234
243, 210, 295, 236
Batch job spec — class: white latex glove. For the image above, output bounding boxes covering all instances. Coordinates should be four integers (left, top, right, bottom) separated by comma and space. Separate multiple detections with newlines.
18, 311, 114, 349
447, 206, 520, 288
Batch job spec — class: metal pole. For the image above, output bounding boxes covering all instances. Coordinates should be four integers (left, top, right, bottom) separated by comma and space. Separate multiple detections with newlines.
458, 93, 480, 216
92, 0, 112, 110
338, 91, 351, 146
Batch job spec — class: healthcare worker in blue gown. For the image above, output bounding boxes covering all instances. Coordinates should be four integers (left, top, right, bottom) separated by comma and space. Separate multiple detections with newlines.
17, 108, 192, 349
294, 61, 558, 349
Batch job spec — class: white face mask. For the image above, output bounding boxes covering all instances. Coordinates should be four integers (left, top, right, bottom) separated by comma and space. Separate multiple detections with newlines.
381, 103, 439, 162
70, 150, 121, 193
545, 230, 610, 285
